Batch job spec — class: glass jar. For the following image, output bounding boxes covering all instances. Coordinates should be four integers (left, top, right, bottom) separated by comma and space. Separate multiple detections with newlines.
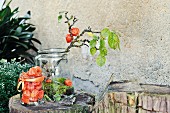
35, 48, 71, 81
17, 66, 45, 106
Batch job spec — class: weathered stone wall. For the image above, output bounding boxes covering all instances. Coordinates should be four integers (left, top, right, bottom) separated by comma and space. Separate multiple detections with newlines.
11, 0, 170, 94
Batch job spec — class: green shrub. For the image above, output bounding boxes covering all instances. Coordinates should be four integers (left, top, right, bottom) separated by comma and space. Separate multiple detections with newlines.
0, 1, 41, 64
0, 59, 32, 112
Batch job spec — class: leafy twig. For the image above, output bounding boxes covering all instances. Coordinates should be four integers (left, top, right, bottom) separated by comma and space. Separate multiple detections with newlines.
58, 12, 120, 66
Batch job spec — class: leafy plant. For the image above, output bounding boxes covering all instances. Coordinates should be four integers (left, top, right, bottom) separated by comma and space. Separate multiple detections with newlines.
58, 12, 120, 66
0, 0, 41, 64
43, 77, 73, 102
0, 59, 32, 112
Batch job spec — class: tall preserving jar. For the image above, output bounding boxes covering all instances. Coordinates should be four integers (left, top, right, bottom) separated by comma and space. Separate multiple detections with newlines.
35, 48, 71, 81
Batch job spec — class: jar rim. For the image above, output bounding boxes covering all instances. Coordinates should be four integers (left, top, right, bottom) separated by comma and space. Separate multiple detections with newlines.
38, 48, 68, 54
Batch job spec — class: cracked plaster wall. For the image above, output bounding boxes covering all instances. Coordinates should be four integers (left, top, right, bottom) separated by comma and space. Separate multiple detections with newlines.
11, 0, 170, 94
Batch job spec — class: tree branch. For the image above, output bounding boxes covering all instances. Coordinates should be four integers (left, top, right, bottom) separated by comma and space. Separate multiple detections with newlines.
80, 26, 101, 36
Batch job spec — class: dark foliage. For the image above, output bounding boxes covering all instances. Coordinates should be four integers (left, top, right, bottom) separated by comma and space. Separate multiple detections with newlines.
0, 59, 32, 112
0, 1, 41, 64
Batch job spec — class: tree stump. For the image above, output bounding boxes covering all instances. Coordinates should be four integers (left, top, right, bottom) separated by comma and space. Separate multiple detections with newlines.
9, 82, 170, 113
9, 93, 94, 113
93, 82, 170, 113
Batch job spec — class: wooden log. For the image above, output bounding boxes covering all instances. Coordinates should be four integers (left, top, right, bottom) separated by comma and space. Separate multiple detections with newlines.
138, 94, 143, 107
103, 94, 110, 113
167, 97, 170, 113
9, 94, 93, 113
121, 105, 127, 113
127, 106, 136, 113
142, 95, 148, 110
119, 92, 127, 105
152, 96, 161, 111
159, 96, 166, 112
147, 96, 152, 111
127, 93, 136, 107
92, 82, 170, 113
115, 103, 121, 113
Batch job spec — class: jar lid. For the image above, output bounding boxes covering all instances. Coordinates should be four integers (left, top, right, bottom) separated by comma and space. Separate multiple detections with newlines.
38, 48, 68, 54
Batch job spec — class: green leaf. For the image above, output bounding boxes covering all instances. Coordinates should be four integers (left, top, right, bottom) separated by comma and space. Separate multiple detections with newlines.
90, 39, 97, 48
14, 27, 22, 35
114, 33, 120, 50
44, 94, 52, 101
108, 32, 120, 50
99, 39, 107, 56
0, 6, 11, 21
101, 28, 110, 38
58, 15, 62, 23
18, 33, 33, 39
93, 35, 98, 40
100, 47, 107, 56
54, 93, 61, 101
99, 39, 105, 49
57, 77, 66, 84
96, 55, 106, 66
108, 32, 114, 49
12, 7, 19, 14
31, 38, 41, 44
16, 51, 34, 57
90, 47, 97, 56
87, 32, 93, 37
14, 41, 29, 49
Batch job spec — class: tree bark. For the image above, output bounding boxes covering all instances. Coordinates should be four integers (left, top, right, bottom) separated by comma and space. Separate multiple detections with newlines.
92, 83, 170, 113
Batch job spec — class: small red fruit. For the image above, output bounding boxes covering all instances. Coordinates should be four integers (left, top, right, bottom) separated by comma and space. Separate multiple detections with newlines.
46, 79, 52, 83
70, 28, 80, 36
28, 67, 36, 76
29, 97, 38, 102
22, 90, 31, 98
31, 89, 39, 98
64, 79, 72, 87
32, 82, 41, 86
38, 90, 44, 99
35, 84, 42, 90
23, 82, 29, 91
66, 34, 73, 43
26, 83, 35, 91
21, 96, 29, 104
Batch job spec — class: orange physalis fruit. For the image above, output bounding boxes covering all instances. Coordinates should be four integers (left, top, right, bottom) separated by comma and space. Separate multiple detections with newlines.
22, 72, 29, 79
22, 90, 31, 98
28, 67, 37, 76
64, 79, 72, 87
66, 34, 73, 43
38, 90, 44, 99
27, 66, 42, 77
35, 66, 42, 73
23, 82, 29, 91
35, 84, 42, 90
46, 79, 52, 83
22, 96, 29, 104
70, 27, 80, 36
32, 82, 41, 86
29, 97, 38, 102
26, 83, 35, 91
31, 89, 39, 98
34, 66, 42, 76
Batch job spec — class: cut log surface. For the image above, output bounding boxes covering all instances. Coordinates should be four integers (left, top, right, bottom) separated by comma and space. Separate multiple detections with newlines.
92, 82, 170, 113
9, 93, 94, 113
